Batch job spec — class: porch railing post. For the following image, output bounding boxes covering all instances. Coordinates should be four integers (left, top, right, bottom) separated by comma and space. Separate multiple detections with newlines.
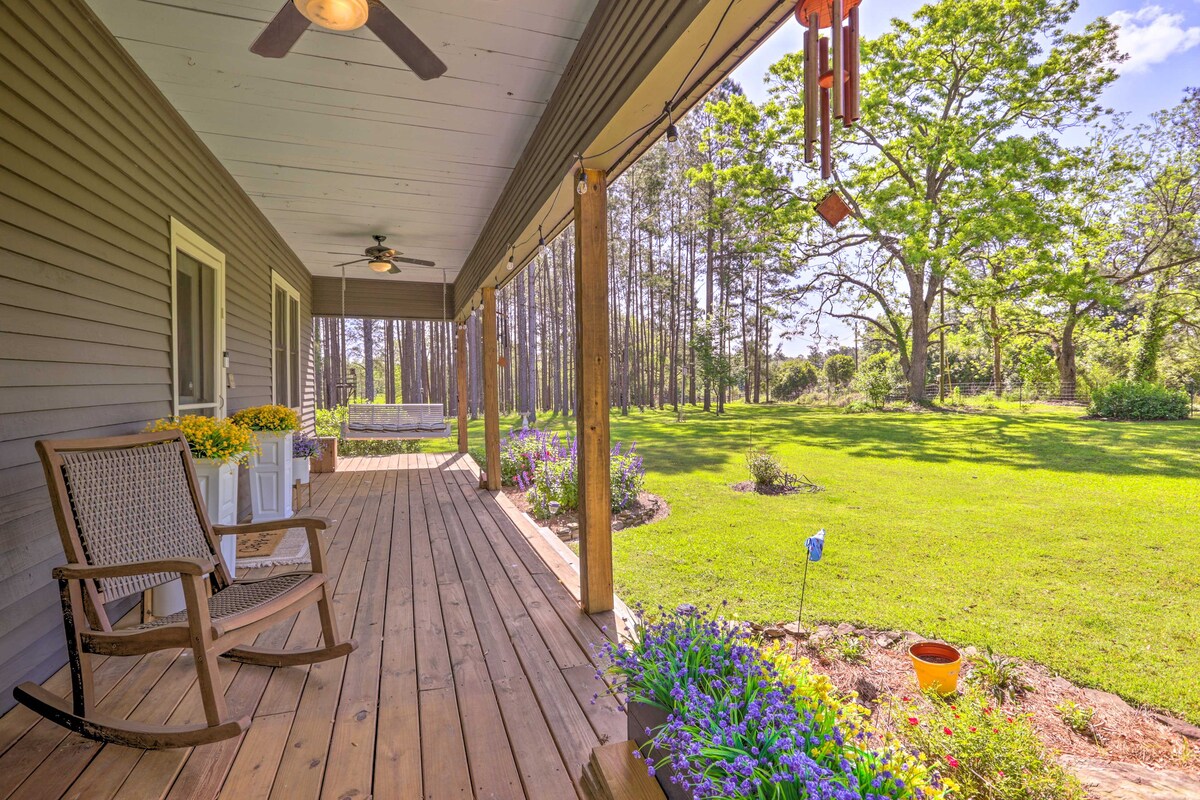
456, 323, 468, 454
482, 287, 502, 490
574, 167, 613, 614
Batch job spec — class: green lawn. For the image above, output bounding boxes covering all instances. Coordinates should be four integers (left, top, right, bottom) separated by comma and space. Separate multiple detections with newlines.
429, 403, 1200, 722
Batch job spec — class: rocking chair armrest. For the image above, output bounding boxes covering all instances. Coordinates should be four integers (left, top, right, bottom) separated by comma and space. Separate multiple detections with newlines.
53, 557, 216, 581
211, 517, 332, 537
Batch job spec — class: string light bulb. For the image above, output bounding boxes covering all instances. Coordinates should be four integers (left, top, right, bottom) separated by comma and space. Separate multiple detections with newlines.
664, 102, 679, 147
576, 157, 588, 195
538, 226, 546, 256
506, 245, 515, 272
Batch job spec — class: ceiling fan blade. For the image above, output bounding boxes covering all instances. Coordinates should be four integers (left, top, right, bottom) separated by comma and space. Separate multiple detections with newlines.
332, 258, 368, 267
387, 264, 402, 274
250, 2, 310, 58
393, 256, 436, 267
365, 2, 447, 80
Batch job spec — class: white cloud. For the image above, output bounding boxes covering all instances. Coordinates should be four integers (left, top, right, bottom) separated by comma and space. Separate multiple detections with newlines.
1108, 5, 1200, 73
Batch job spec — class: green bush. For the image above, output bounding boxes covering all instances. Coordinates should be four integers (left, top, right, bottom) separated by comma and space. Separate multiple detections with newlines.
745, 449, 787, 487
853, 355, 898, 409
1088, 380, 1190, 420
771, 359, 820, 400
824, 353, 857, 386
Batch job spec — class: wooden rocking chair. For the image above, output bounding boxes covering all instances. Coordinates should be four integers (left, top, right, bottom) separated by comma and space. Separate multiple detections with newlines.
13, 431, 357, 749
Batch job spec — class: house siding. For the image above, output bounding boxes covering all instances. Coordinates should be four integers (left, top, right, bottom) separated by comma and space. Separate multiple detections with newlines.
0, 0, 314, 713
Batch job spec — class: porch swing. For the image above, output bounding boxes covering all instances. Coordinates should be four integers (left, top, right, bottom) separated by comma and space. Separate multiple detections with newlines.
337, 265, 452, 440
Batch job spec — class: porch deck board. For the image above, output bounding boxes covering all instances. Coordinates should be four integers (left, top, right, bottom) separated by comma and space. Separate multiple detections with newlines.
0, 453, 621, 799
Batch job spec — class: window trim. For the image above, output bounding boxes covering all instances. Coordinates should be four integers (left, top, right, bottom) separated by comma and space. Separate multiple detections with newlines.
169, 217, 226, 418
271, 271, 303, 411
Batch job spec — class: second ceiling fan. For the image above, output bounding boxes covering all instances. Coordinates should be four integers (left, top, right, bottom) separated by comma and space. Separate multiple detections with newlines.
251, 0, 447, 81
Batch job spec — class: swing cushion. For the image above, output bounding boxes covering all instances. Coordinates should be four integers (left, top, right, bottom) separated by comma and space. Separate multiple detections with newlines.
344, 404, 449, 437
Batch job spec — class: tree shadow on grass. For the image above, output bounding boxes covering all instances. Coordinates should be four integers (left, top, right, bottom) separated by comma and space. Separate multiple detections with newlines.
606, 405, 1199, 479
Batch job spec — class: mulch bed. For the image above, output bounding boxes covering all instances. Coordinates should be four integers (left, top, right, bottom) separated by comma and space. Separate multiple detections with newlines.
749, 621, 1199, 781
501, 488, 669, 542
731, 481, 808, 496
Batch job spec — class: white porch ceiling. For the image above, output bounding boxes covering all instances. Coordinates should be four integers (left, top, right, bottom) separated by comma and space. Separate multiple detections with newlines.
88, 0, 597, 284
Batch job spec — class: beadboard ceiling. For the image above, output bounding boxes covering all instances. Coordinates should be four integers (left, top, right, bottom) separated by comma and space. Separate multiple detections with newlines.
87, 0, 597, 285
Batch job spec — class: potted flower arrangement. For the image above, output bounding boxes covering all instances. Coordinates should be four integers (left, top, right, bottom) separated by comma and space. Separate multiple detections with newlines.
231, 404, 300, 522
292, 435, 323, 485
143, 415, 255, 611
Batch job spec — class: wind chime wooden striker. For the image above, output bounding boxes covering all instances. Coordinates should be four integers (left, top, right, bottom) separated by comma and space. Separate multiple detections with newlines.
797, 0, 862, 180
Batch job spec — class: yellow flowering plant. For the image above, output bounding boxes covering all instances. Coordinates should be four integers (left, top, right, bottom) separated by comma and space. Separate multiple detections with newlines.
145, 415, 256, 465
230, 404, 300, 432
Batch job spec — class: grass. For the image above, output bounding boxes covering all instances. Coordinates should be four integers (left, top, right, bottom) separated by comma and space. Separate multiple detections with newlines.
425, 401, 1200, 723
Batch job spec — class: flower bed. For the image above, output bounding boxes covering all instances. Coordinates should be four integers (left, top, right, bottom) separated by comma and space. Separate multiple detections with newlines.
495, 427, 645, 517
600, 605, 948, 800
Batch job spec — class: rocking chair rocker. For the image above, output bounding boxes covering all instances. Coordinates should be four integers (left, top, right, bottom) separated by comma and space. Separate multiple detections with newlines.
13, 431, 357, 749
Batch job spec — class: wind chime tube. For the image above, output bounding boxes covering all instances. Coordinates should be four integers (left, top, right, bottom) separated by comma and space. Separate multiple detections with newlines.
831, 0, 844, 120
819, 36, 832, 180
804, 12, 820, 163
847, 4, 861, 124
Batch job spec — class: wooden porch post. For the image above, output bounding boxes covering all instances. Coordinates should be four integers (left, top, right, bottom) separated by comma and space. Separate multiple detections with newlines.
456, 323, 468, 454
574, 168, 613, 613
482, 288, 501, 490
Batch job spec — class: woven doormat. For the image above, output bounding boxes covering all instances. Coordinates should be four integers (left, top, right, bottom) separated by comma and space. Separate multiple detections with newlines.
237, 527, 310, 569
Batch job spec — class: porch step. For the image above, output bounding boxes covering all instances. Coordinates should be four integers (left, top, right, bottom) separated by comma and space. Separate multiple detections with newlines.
583, 741, 666, 800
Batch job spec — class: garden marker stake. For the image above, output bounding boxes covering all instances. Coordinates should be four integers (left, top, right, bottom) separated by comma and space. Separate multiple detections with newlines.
796, 529, 826, 652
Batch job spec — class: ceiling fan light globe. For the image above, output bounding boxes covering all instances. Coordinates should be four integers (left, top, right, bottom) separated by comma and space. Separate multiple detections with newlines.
368, 258, 392, 272
292, 0, 369, 31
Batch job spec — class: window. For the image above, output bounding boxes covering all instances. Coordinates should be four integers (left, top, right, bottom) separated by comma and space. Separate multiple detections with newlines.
170, 218, 225, 417
272, 272, 302, 409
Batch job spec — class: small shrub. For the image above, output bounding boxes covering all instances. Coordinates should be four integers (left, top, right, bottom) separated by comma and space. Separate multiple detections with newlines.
745, 449, 787, 487
835, 635, 870, 664
968, 647, 1033, 705
853, 354, 899, 409
894, 689, 1083, 800
1088, 380, 1190, 420
772, 358, 820, 400
1055, 700, 1097, 738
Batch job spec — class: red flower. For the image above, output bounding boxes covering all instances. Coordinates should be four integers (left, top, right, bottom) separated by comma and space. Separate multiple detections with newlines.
998, 770, 1006, 777
983, 706, 993, 714
943, 727, 954, 736
970, 726, 977, 733
993, 727, 1000, 733
908, 717, 920, 726
946, 755, 960, 769
902, 696, 911, 702
1006, 716, 1015, 724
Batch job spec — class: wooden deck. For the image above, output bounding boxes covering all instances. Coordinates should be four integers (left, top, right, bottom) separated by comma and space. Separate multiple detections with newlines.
0, 453, 628, 800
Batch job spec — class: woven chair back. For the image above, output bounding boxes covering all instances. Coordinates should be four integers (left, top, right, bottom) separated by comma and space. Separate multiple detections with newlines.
59, 442, 214, 600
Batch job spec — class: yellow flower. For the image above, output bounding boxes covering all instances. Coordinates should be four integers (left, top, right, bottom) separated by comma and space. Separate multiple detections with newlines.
230, 404, 300, 432
145, 415, 256, 464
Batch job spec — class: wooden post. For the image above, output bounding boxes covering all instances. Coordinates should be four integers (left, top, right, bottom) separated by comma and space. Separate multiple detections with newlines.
456, 323, 468, 454
574, 168, 613, 614
482, 288, 501, 490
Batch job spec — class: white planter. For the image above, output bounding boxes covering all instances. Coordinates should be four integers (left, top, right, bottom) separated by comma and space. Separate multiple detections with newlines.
292, 456, 311, 485
152, 458, 238, 617
249, 431, 294, 523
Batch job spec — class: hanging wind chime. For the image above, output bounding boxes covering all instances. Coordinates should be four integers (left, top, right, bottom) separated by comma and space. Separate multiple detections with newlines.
796, 0, 862, 227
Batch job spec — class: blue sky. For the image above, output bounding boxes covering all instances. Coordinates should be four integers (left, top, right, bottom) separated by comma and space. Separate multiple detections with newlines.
726, 1, 1200, 355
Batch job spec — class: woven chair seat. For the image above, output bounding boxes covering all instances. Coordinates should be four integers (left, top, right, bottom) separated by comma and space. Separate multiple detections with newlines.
134, 573, 312, 630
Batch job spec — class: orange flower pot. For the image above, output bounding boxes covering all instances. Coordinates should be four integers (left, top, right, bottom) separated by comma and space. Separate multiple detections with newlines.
909, 642, 962, 695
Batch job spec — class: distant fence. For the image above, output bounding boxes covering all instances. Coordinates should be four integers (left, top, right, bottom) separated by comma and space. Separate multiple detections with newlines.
886, 381, 1091, 405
